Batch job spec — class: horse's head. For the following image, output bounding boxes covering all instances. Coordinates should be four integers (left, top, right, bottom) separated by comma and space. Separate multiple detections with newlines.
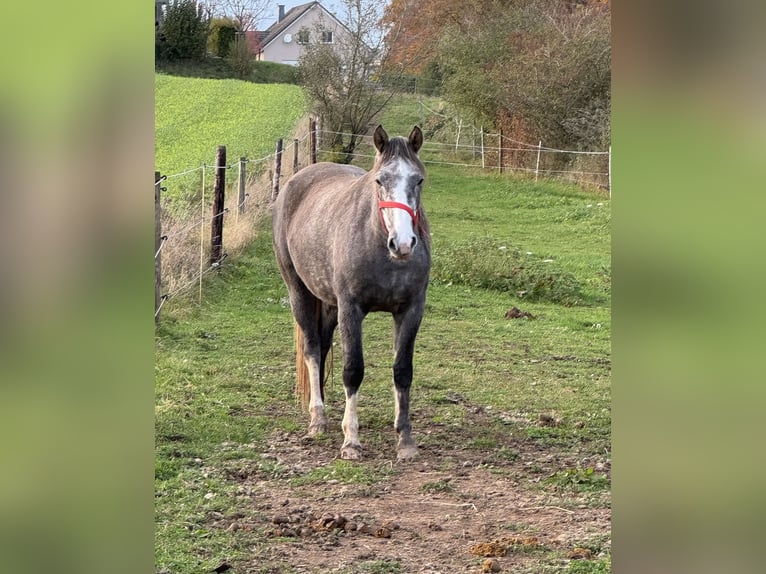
373, 125, 425, 260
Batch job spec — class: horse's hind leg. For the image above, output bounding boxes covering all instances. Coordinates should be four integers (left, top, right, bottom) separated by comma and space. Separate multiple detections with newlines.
318, 303, 338, 402
392, 304, 425, 461
291, 285, 328, 436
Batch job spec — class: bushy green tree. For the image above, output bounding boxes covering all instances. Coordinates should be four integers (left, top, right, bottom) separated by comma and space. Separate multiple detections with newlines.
157, 0, 209, 61
208, 17, 238, 58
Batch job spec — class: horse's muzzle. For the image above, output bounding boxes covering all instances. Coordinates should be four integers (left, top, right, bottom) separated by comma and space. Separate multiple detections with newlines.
388, 235, 417, 259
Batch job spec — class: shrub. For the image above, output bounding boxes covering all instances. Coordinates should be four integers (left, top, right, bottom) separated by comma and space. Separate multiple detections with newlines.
208, 17, 237, 58
158, 0, 209, 61
225, 38, 254, 79
251, 61, 299, 85
431, 237, 585, 305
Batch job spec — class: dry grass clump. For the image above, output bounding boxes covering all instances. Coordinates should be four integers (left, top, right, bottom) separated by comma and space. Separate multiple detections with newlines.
158, 170, 272, 298
157, 134, 311, 300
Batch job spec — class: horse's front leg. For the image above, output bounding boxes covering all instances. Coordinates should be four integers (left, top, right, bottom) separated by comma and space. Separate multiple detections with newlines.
339, 303, 365, 460
393, 304, 424, 461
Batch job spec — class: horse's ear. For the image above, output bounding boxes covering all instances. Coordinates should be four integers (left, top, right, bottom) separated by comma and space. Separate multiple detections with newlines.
373, 125, 389, 153
409, 126, 423, 154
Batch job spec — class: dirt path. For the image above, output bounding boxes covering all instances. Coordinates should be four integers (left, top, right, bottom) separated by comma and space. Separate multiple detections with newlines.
212, 426, 611, 573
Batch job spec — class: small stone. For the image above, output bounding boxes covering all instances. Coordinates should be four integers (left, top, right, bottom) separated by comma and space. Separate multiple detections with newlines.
567, 547, 593, 560
381, 519, 400, 530
344, 521, 357, 532
333, 515, 348, 528
482, 558, 502, 572
272, 514, 290, 525
538, 413, 558, 427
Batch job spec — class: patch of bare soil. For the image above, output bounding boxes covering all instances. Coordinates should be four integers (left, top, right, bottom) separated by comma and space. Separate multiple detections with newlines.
212, 404, 610, 574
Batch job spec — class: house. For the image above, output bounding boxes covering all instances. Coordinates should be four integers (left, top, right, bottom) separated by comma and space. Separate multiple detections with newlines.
247, 2, 350, 66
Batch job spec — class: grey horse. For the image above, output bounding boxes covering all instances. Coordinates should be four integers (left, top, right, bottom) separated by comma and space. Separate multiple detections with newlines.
272, 125, 431, 461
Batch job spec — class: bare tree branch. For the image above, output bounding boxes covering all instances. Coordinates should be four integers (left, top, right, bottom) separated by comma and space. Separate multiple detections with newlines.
217, 0, 269, 31
298, 0, 411, 163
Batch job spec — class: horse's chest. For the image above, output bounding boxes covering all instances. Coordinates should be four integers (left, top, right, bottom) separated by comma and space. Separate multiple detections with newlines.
346, 258, 428, 308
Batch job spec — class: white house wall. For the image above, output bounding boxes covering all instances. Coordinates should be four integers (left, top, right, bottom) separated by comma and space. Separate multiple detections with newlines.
259, 5, 349, 65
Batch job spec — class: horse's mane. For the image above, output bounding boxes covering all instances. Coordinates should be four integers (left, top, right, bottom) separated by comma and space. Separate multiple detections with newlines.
374, 136, 424, 170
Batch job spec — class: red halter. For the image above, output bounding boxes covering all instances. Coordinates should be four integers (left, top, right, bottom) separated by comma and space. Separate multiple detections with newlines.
377, 196, 420, 233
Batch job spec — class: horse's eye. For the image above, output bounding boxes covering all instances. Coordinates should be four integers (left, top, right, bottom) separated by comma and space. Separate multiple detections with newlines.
375, 179, 382, 186
417, 178, 424, 186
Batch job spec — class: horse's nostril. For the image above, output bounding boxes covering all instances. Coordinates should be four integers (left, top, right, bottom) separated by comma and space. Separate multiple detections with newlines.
411, 237, 417, 249
388, 238, 397, 251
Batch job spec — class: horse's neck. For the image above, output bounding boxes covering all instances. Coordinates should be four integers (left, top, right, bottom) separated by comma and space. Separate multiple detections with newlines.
361, 178, 383, 235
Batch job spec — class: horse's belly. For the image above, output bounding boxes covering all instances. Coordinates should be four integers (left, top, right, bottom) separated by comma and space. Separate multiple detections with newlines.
289, 249, 338, 304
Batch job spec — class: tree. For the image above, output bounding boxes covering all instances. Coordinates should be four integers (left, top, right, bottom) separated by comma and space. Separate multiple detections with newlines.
216, 0, 270, 31
380, 0, 461, 73
226, 35, 255, 78
438, 0, 611, 150
157, 0, 210, 61
298, 0, 413, 163
208, 17, 238, 57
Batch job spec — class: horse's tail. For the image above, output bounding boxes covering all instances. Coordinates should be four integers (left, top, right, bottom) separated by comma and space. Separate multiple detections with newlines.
294, 319, 310, 411
293, 298, 322, 411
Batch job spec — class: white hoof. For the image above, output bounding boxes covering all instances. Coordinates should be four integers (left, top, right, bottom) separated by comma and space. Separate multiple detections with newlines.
397, 445, 419, 461
340, 444, 363, 460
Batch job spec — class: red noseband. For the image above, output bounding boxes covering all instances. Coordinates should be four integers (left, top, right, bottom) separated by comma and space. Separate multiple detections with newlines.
378, 200, 419, 232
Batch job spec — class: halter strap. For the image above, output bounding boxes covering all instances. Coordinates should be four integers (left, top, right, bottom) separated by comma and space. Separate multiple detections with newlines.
378, 200, 419, 232
377, 187, 419, 231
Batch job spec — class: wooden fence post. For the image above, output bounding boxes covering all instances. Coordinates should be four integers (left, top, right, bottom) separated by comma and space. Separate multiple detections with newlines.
608, 145, 612, 198
238, 157, 246, 215
272, 138, 284, 201
310, 118, 317, 164
480, 127, 485, 169
498, 129, 504, 173
293, 138, 299, 174
535, 141, 542, 182
155, 171, 163, 323
210, 145, 226, 266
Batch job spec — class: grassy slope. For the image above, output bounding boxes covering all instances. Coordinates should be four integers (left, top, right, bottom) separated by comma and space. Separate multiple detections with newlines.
154, 74, 306, 200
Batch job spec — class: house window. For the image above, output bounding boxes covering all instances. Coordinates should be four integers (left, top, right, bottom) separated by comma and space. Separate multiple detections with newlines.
321, 30, 333, 44
297, 29, 309, 44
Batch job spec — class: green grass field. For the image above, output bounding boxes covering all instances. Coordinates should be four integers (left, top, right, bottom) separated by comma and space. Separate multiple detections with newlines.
155, 163, 610, 572
155, 77, 610, 571
155, 74, 306, 202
